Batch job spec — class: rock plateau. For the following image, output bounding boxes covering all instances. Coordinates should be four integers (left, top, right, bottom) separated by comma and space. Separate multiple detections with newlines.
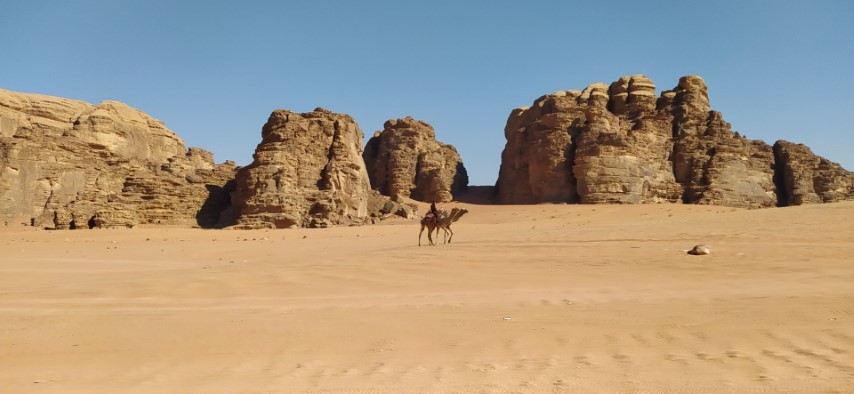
496, 75, 853, 208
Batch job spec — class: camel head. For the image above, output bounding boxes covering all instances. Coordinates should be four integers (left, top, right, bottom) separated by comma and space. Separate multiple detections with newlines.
448, 208, 469, 223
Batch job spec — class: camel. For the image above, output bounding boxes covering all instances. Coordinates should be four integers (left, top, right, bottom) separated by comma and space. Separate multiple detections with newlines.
437, 207, 468, 244
418, 207, 469, 246
418, 209, 445, 247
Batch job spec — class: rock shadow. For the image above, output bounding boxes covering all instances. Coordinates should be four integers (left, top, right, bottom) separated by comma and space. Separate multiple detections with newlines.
195, 180, 235, 228
453, 185, 498, 205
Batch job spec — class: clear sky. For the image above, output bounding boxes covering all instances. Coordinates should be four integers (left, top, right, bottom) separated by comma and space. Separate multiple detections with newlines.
3, 1, 852, 185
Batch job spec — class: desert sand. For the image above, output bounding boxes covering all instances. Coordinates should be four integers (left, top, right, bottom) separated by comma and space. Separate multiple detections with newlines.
1, 201, 853, 393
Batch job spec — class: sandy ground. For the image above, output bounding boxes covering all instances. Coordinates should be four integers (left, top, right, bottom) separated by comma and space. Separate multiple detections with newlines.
1, 200, 853, 393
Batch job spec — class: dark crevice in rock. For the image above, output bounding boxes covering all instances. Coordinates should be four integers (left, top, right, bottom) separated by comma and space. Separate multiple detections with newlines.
200, 180, 235, 228
566, 119, 583, 203
451, 161, 469, 197
772, 142, 790, 207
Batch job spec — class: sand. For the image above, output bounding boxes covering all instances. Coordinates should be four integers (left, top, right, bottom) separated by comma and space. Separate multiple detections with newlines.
1, 201, 853, 393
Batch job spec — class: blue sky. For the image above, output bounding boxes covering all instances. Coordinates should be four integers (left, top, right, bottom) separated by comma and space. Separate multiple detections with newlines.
3, 1, 852, 185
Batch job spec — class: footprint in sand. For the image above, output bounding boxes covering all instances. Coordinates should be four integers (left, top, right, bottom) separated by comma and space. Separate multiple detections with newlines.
574, 355, 594, 367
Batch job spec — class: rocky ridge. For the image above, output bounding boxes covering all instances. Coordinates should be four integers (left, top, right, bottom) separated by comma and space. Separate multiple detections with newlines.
4, 78, 849, 231
496, 75, 853, 208
363, 117, 468, 203
0, 89, 236, 228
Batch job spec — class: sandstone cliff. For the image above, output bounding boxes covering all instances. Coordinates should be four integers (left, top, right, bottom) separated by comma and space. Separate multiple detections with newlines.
363, 117, 468, 203
222, 108, 372, 229
773, 140, 854, 206
496, 75, 852, 208
0, 89, 236, 228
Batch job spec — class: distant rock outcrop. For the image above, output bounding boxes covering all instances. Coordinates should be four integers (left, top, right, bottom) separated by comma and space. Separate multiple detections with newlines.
773, 140, 854, 206
496, 75, 852, 208
0, 89, 236, 228
222, 108, 372, 229
363, 117, 468, 203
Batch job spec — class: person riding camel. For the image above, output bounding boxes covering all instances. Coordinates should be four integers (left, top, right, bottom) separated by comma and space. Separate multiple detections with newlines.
427, 201, 441, 225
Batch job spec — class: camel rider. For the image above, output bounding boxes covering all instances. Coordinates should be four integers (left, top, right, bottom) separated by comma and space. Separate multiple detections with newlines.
428, 201, 441, 224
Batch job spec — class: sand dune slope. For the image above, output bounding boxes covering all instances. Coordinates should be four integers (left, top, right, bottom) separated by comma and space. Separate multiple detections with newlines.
1, 202, 853, 393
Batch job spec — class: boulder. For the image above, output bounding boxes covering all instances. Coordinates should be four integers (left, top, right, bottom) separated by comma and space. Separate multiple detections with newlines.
687, 245, 712, 255
365, 189, 416, 221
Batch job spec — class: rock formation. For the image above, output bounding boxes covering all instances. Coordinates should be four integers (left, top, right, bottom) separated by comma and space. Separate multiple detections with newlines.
222, 108, 372, 229
363, 117, 468, 203
0, 88, 236, 228
773, 140, 854, 206
496, 75, 852, 208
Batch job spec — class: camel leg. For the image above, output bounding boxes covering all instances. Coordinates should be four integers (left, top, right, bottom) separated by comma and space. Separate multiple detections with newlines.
446, 226, 454, 244
428, 224, 436, 246
419, 224, 425, 246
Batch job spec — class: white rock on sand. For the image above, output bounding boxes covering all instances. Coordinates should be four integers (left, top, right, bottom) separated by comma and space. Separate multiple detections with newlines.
688, 244, 712, 255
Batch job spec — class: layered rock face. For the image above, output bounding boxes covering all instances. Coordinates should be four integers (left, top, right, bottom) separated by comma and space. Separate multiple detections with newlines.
773, 141, 854, 206
497, 75, 852, 208
0, 89, 236, 228
363, 117, 468, 203
223, 108, 371, 229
